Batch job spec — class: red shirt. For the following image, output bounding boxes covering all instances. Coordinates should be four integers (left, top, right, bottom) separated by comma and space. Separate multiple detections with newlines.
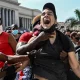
0, 32, 14, 67
19, 32, 33, 43
19, 31, 40, 43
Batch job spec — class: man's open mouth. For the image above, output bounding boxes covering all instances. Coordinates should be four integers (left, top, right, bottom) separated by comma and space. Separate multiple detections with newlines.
43, 19, 50, 24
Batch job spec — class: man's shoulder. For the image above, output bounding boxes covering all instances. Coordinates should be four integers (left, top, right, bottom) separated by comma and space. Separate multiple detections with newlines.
19, 32, 33, 43
56, 30, 75, 52
56, 30, 67, 39
21, 32, 33, 36
2, 32, 9, 36
56, 30, 71, 44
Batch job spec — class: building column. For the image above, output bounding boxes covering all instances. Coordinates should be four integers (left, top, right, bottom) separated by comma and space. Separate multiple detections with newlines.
28, 18, 29, 31
22, 18, 24, 28
23, 18, 25, 28
28, 19, 30, 31
25, 18, 26, 29
23, 18, 25, 29
15, 10, 19, 26
29, 19, 31, 31
9, 10, 11, 26
13, 10, 15, 24
26, 18, 28, 30
2, 8, 5, 27
25, 18, 27, 29
24, 18, 25, 29
11, 10, 13, 24
6, 9, 8, 27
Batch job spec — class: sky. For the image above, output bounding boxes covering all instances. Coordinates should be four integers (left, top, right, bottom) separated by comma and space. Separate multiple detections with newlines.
18, 0, 80, 22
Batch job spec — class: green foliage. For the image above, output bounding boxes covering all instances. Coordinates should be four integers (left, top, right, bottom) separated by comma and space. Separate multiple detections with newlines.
74, 9, 80, 21
65, 9, 80, 28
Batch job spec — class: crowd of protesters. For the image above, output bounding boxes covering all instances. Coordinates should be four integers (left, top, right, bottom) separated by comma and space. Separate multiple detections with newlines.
0, 2, 80, 80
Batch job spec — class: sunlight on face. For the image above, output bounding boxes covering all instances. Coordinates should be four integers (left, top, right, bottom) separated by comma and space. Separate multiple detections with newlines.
41, 9, 57, 29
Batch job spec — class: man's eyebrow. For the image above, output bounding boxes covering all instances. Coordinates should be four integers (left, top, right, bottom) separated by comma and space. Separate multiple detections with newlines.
42, 11, 53, 13
48, 11, 53, 13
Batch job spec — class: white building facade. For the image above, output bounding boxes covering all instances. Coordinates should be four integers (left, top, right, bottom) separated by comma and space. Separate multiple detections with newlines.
0, 0, 41, 31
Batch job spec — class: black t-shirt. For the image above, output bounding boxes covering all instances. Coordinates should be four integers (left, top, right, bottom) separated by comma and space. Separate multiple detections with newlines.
33, 30, 75, 80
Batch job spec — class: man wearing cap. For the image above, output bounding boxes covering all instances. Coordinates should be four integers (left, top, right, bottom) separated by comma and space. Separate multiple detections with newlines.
17, 3, 80, 80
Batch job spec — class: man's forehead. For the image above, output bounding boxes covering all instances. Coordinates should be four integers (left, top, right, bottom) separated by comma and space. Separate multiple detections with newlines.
42, 9, 53, 13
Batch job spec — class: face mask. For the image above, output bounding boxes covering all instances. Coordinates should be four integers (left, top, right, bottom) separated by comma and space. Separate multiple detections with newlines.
12, 30, 18, 35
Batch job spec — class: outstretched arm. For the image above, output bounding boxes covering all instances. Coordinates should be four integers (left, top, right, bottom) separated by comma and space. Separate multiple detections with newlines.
7, 55, 29, 64
68, 51, 80, 78
0, 52, 29, 64
16, 32, 52, 55
16, 37, 40, 55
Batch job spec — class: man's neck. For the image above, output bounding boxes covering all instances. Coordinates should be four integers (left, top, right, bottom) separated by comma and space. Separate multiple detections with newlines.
49, 31, 56, 44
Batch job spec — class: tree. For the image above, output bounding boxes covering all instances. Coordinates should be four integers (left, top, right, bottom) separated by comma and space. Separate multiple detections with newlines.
65, 17, 77, 27
65, 9, 80, 28
74, 9, 80, 21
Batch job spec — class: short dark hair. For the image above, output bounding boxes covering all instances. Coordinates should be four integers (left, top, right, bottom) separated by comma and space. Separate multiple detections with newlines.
11, 24, 18, 30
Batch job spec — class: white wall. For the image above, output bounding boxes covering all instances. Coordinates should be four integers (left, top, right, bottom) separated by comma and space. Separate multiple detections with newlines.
8, 0, 18, 2
32, 9, 41, 17
19, 6, 41, 18
0, 0, 19, 10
